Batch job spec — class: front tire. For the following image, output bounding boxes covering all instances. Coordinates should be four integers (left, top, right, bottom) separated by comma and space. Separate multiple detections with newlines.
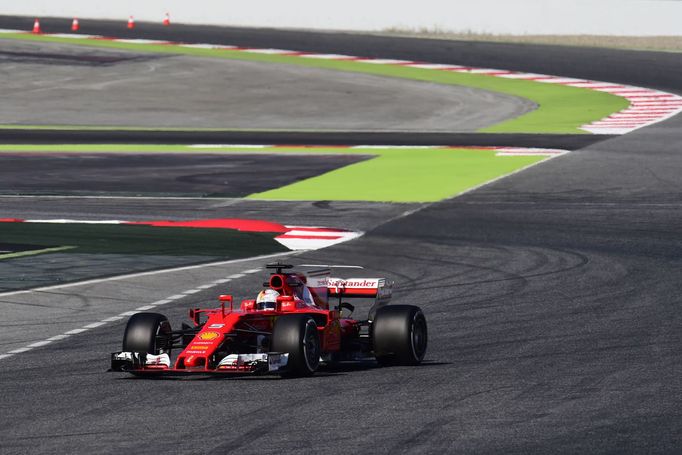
372, 305, 427, 366
122, 312, 172, 355
271, 314, 320, 377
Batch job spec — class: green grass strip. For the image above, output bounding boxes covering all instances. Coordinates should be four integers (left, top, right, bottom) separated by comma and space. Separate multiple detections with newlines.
0, 143, 550, 203
0, 33, 628, 134
248, 148, 545, 202
0, 245, 76, 260
0, 223, 287, 257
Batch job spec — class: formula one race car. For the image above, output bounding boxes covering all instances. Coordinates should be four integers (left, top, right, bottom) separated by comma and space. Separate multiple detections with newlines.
110, 263, 427, 377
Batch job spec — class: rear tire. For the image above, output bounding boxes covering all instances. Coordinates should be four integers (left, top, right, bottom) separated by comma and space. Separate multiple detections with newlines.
271, 314, 320, 377
122, 312, 172, 355
372, 305, 427, 366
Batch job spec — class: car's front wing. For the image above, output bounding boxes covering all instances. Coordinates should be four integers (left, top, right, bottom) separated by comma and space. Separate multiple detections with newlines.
110, 351, 289, 375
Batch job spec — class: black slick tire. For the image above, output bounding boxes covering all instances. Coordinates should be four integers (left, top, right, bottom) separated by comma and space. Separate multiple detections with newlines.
122, 312, 172, 355
271, 314, 320, 377
372, 305, 428, 366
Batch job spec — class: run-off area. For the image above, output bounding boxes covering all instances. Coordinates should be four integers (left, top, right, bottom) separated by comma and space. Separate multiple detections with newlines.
0, 144, 565, 202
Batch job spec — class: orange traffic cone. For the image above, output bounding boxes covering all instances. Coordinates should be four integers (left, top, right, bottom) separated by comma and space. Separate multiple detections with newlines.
163, 12, 170, 26
71, 18, 80, 32
32, 18, 41, 34
127, 16, 135, 29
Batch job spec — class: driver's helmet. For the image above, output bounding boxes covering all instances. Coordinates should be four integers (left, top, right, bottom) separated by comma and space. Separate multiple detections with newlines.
256, 289, 280, 310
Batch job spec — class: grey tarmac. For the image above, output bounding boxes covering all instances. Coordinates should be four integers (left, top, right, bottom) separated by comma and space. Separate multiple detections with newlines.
0, 16, 680, 455
0, 38, 534, 132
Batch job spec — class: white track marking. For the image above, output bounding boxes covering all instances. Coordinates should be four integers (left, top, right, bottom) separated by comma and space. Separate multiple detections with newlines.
27, 340, 54, 348
83, 322, 107, 329
25, 219, 124, 224
188, 144, 271, 149
49, 33, 98, 39
0, 251, 292, 299
166, 294, 186, 300
300, 53, 356, 59
46, 335, 69, 342
0, 258, 293, 361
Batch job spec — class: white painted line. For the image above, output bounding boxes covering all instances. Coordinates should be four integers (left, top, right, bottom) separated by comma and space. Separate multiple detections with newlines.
0, 251, 293, 298
243, 48, 294, 55
405, 63, 463, 70
134, 305, 155, 311
212, 278, 232, 284
27, 340, 54, 348
350, 145, 442, 149
357, 58, 414, 65
166, 294, 186, 300
46, 334, 70, 342
83, 322, 107, 329
24, 219, 123, 224
0, 255, 305, 362
113, 38, 170, 44
50, 33, 99, 39
538, 77, 587, 84
189, 144, 271, 149
465, 68, 508, 74
300, 53, 356, 59
497, 72, 546, 79
178, 43, 223, 49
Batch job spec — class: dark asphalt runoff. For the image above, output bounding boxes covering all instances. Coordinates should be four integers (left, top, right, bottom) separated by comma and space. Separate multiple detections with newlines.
0, 16, 681, 454
0, 129, 612, 149
0, 153, 369, 197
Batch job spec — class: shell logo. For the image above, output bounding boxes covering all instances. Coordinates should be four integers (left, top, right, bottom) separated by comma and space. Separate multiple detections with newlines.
198, 331, 221, 341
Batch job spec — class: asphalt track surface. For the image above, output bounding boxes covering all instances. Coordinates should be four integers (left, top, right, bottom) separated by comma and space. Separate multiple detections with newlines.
1, 17, 682, 454
0, 153, 369, 197
1, 39, 534, 131
0, 129, 610, 149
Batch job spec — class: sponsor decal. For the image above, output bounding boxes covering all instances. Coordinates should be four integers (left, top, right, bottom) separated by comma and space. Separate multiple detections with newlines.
208, 323, 225, 329
328, 278, 380, 288
191, 341, 215, 346
188, 345, 210, 350
198, 331, 221, 341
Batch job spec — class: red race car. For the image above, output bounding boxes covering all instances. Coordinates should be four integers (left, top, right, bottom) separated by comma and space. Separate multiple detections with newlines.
110, 263, 427, 377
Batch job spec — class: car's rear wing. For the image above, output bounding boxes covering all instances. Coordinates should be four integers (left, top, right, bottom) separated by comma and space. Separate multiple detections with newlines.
327, 278, 393, 302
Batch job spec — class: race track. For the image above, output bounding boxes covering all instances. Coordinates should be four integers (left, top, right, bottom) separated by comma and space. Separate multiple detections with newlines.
0, 17, 681, 454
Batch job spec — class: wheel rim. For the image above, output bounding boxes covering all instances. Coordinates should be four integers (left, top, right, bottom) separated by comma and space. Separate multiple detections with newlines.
302, 321, 320, 371
154, 321, 171, 355
410, 315, 427, 361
